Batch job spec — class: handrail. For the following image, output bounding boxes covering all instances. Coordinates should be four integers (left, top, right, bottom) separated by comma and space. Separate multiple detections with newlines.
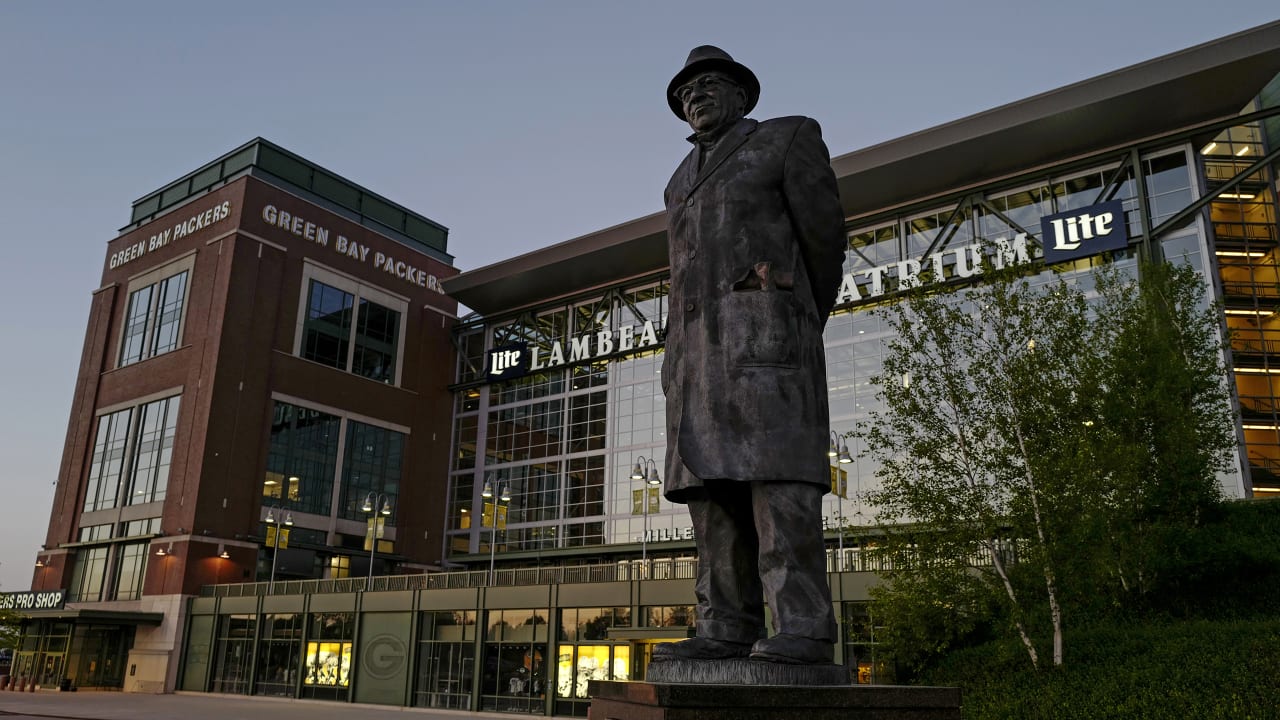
198, 545, 1009, 598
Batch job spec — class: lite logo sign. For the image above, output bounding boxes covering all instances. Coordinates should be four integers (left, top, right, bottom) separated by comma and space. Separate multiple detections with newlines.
1040, 200, 1129, 263
486, 344, 530, 381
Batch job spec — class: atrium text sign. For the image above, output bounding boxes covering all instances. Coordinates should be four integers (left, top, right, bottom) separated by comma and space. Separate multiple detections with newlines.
0, 589, 66, 611
485, 320, 661, 382
834, 234, 1035, 306
1040, 201, 1129, 263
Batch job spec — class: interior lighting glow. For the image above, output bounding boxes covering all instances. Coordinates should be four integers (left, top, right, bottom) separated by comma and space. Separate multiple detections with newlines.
1201, 142, 1218, 154
1236, 146, 1250, 156
1235, 367, 1280, 374
1218, 192, 1256, 200
1223, 309, 1273, 316
1215, 250, 1267, 258
1242, 424, 1280, 431
1254, 486, 1280, 493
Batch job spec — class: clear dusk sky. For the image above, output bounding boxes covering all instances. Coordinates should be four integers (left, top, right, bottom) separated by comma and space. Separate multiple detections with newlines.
1, 1, 1277, 592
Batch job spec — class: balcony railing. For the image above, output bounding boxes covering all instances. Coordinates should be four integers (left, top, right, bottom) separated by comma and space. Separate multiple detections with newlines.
199, 543, 1011, 599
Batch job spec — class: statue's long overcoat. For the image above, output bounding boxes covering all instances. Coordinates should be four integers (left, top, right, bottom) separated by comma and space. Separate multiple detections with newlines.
662, 116, 846, 501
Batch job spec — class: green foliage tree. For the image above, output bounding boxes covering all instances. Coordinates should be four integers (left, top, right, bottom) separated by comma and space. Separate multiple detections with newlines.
861, 259, 1235, 676
0, 607, 21, 650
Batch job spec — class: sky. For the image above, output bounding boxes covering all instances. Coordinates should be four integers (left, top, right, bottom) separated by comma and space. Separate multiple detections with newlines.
1, 1, 1277, 593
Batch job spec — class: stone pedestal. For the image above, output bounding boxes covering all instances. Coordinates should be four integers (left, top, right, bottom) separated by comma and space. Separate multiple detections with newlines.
588, 680, 961, 720
645, 658, 847, 686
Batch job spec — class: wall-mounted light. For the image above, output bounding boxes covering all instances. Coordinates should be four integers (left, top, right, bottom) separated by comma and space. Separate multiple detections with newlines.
217, 544, 230, 559
35, 557, 46, 568
155, 542, 173, 557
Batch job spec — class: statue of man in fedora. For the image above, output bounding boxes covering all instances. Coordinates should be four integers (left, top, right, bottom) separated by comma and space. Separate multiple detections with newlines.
654, 46, 846, 665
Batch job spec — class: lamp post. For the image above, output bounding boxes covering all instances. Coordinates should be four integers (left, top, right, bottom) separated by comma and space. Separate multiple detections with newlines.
828, 431, 853, 566
630, 456, 661, 570
482, 479, 511, 586
264, 504, 293, 593
362, 492, 393, 584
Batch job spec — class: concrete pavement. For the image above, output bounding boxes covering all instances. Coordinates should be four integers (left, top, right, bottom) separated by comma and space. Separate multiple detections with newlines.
0, 691, 556, 720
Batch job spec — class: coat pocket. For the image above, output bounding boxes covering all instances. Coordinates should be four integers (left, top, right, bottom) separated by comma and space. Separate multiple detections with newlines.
723, 288, 799, 368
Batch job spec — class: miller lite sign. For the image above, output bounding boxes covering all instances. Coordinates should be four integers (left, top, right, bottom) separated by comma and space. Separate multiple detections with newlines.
1040, 200, 1129, 263
486, 343, 531, 381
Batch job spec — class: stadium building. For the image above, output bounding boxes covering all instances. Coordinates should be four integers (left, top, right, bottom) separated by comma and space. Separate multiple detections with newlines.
7, 19, 1280, 718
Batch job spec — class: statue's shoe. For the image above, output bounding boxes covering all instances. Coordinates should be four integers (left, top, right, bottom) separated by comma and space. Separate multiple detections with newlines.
748, 634, 834, 664
650, 636, 752, 662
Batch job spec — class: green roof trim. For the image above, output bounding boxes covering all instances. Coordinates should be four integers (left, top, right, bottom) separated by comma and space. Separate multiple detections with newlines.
125, 138, 451, 263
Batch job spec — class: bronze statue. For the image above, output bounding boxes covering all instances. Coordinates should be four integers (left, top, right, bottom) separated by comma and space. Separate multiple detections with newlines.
654, 46, 846, 665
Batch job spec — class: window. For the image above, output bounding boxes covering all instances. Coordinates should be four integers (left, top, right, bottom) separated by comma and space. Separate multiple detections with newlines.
255, 613, 303, 697
297, 265, 406, 384
128, 396, 180, 504
262, 402, 341, 516
338, 420, 403, 522
84, 395, 182, 512
119, 268, 190, 367
68, 546, 109, 602
111, 542, 149, 601
481, 609, 548, 714
414, 611, 477, 710
210, 615, 256, 695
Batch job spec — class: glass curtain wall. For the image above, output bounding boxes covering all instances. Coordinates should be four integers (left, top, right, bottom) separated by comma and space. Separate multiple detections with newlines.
413, 610, 477, 710
254, 613, 303, 696
209, 615, 255, 694
448, 132, 1268, 566
480, 609, 549, 714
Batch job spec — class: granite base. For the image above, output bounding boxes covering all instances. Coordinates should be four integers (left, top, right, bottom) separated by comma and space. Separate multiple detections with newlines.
587, 680, 961, 720
644, 657, 847, 686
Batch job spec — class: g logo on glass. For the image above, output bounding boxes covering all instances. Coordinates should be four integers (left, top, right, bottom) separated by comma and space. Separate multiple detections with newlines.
363, 634, 407, 679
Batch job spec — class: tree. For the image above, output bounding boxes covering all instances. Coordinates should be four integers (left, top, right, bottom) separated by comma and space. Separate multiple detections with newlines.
860, 259, 1235, 675
0, 608, 21, 650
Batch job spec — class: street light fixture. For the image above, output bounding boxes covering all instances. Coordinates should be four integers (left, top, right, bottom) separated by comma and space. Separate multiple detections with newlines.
482, 479, 511, 585
264, 504, 293, 593
361, 492, 393, 585
630, 456, 661, 571
828, 431, 853, 569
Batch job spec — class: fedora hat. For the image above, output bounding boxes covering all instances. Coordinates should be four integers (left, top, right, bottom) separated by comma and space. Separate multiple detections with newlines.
667, 45, 760, 121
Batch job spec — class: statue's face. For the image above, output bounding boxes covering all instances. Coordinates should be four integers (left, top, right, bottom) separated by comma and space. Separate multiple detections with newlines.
676, 71, 746, 133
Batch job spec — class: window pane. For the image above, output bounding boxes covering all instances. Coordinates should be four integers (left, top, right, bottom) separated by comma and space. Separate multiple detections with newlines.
352, 298, 399, 383
302, 281, 353, 370
263, 402, 340, 516
119, 285, 154, 366
111, 542, 148, 600
150, 271, 188, 355
85, 409, 132, 512
339, 421, 404, 522
129, 396, 180, 505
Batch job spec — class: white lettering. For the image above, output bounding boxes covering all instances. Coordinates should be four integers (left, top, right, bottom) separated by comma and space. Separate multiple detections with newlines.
569, 335, 591, 362
994, 234, 1033, 269
835, 274, 862, 304
618, 324, 635, 351
896, 259, 922, 289
953, 244, 983, 279
596, 330, 614, 355
638, 320, 658, 348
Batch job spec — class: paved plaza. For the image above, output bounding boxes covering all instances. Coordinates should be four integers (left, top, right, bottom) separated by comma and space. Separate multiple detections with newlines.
0, 691, 538, 720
